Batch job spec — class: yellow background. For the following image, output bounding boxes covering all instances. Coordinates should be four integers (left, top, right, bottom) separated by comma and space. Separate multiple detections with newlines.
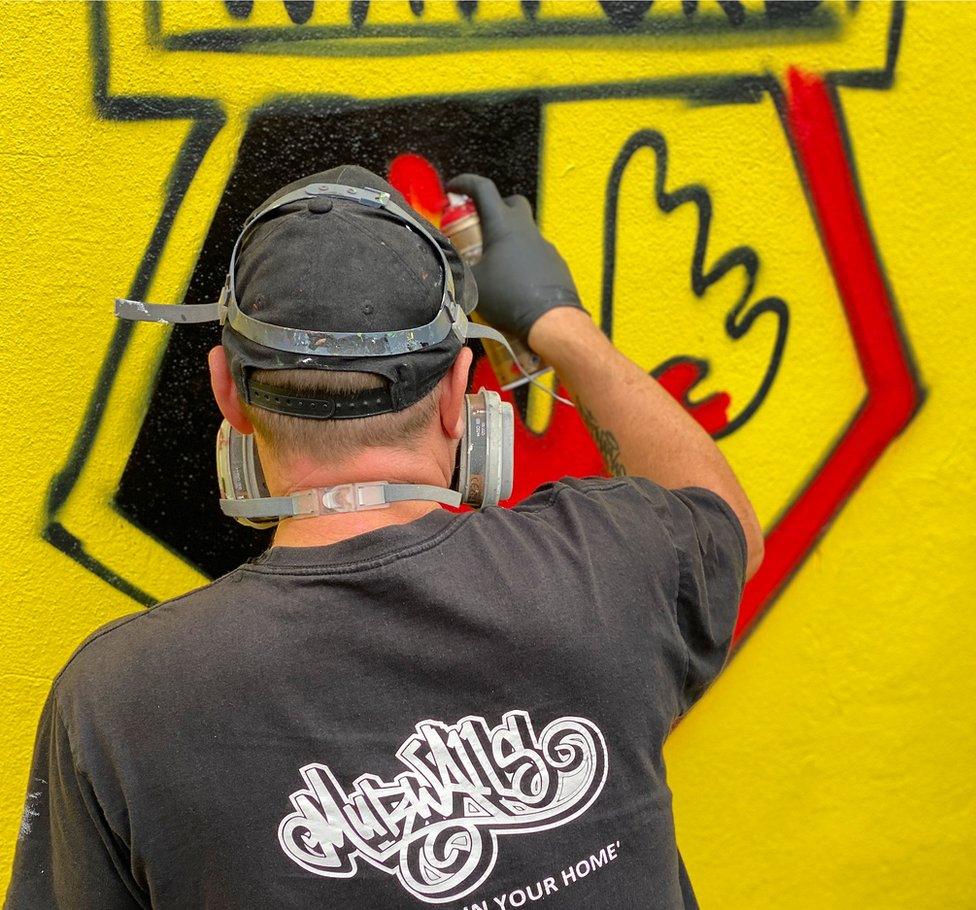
2, 2, 974, 906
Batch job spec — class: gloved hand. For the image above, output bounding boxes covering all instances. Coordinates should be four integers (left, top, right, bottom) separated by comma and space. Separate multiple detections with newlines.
446, 173, 584, 342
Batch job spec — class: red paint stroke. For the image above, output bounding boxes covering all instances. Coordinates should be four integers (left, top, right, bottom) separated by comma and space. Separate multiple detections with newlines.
388, 154, 448, 225
734, 69, 921, 640
656, 359, 731, 435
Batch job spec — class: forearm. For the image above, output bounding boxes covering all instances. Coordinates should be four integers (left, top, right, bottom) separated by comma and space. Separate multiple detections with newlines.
529, 307, 764, 578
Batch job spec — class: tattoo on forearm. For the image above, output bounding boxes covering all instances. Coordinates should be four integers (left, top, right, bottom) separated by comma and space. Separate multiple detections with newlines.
579, 403, 627, 476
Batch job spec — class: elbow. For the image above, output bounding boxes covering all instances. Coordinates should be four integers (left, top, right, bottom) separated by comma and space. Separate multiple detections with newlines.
733, 495, 764, 582
744, 529, 765, 582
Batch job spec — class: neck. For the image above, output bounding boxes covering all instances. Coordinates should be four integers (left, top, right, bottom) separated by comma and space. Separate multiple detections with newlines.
264, 442, 455, 549
272, 499, 444, 548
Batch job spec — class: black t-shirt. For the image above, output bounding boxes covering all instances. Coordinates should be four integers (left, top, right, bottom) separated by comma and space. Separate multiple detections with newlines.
6, 476, 746, 910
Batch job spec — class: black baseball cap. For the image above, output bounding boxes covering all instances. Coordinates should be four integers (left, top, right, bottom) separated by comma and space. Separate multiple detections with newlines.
222, 164, 478, 420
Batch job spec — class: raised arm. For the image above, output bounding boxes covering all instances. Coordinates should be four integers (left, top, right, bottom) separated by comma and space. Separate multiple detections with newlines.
530, 308, 763, 578
448, 173, 764, 579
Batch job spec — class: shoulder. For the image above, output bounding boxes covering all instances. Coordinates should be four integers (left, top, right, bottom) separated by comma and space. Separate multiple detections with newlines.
525, 478, 745, 557
460, 475, 681, 573
511, 474, 676, 528
53, 572, 243, 709
489, 476, 744, 577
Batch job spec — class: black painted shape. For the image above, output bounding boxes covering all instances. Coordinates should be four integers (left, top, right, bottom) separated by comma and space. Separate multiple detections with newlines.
601, 129, 789, 440
160, 4, 847, 54
684, 77, 767, 107
457, 1, 478, 21
223, 0, 254, 20
351, 1, 369, 29
520, 0, 539, 21
765, 1, 822, 21
717, 1, 746, 27
114, 96, 541, 579
598, 1, 653, 29
681, 1, 755, 26
409, 1, 424, 16
284, 0, 314, 25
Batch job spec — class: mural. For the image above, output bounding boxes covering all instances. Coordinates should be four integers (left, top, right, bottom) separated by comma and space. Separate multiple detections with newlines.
4, 1, 975, 906
47, 0, 920, 644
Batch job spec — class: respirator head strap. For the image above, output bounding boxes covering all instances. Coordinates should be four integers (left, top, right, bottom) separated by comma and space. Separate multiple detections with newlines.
223, 291, 462, 358
215, 386, 511, 528
115, 183, 465, 362
223, 184, 461, 356
114, 298, 225, 324
219, 481, 462, 523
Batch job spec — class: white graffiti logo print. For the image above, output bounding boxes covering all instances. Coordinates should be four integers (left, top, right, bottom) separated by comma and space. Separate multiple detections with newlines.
278, 710, 608, 903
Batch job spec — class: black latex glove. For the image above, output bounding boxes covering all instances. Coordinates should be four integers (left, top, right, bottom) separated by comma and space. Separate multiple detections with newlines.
446, 173, 584, 342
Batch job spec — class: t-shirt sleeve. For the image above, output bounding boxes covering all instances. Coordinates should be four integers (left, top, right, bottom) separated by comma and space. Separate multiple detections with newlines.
663, 485, 748, 714
4, 689, 146, 910
519, 476, 747, 717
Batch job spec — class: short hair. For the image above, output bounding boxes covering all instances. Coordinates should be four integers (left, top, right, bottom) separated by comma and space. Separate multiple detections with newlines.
242, 369, 441, 465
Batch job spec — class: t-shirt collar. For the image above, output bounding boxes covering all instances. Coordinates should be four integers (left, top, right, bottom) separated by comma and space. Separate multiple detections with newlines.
246, 507, 464, 571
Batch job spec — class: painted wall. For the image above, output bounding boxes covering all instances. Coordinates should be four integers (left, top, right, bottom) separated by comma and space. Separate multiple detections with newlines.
2, 1, 974, 905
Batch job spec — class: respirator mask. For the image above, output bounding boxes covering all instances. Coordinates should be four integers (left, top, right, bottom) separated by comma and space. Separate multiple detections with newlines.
114, 179, 541, 525
214, 387, 513, 528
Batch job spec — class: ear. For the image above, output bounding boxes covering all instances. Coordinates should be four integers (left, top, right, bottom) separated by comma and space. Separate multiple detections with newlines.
208, 345, 254, 435
439, 346, 474, 441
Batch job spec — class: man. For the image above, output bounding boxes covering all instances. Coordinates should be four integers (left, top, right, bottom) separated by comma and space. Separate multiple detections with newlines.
7, 164, 762, 909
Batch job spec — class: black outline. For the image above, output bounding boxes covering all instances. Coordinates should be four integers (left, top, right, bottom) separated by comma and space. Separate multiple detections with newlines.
42, 3, 225, 604
602, 129, 790, 439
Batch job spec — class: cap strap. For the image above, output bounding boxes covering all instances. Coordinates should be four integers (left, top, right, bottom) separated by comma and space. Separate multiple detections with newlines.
246, 378, 395, 420
114, 292, 463, 359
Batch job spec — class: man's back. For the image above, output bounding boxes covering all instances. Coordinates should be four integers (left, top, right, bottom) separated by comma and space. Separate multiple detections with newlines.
8, 477, 744, 909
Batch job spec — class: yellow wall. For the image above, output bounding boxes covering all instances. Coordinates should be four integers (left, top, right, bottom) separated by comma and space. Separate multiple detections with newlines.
2, 2, 974, 905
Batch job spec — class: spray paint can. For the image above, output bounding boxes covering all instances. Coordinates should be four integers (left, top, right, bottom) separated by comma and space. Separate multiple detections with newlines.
440, 193, 549, 390
440, 193, 483, 265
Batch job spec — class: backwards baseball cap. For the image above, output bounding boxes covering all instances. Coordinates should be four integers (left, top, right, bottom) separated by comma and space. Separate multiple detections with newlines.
116, 164, 488, 420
